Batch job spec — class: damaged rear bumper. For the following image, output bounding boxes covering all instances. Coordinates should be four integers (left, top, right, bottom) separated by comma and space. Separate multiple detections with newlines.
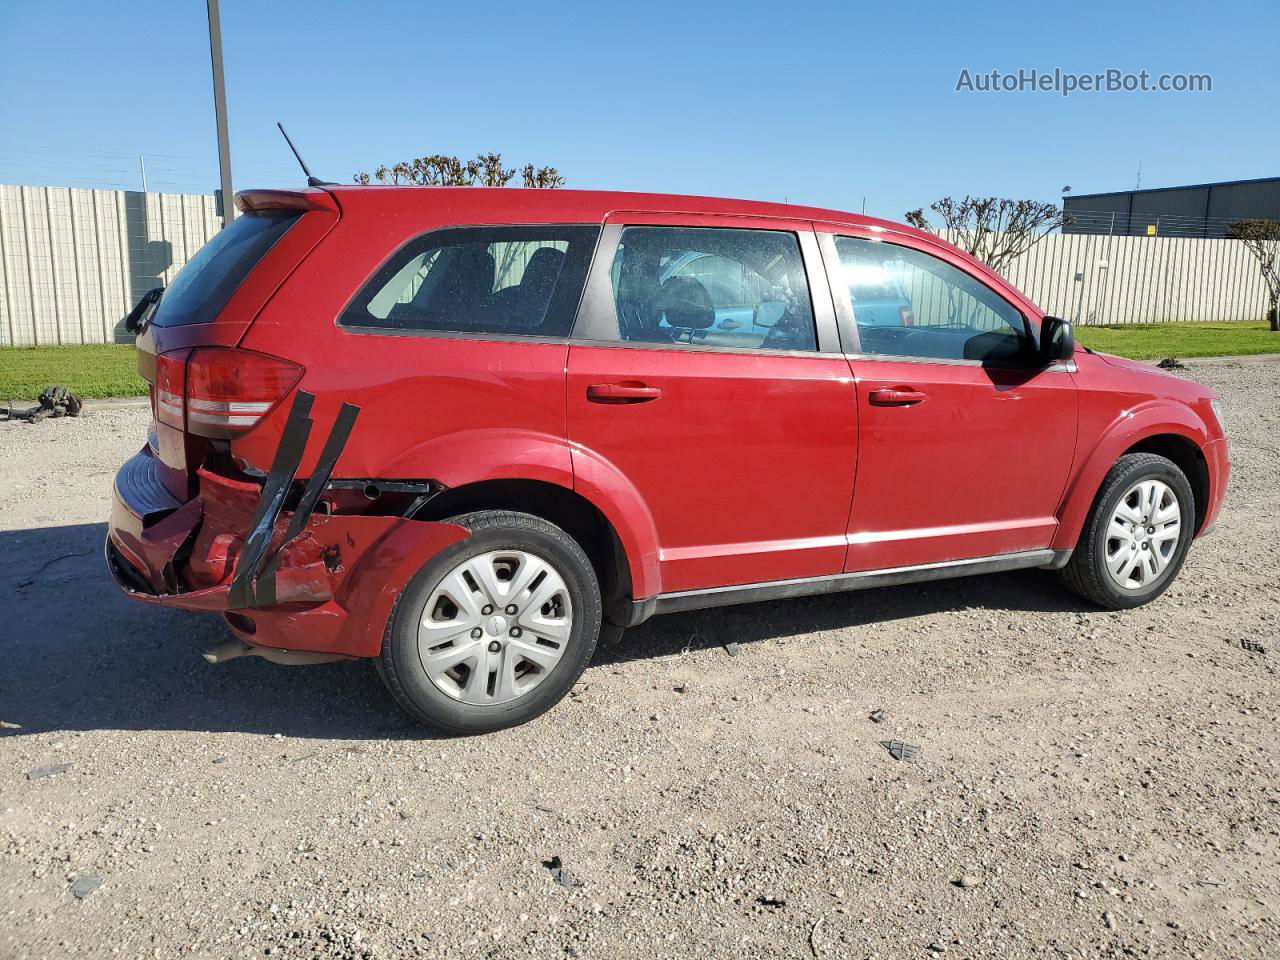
106, 394, 468, 658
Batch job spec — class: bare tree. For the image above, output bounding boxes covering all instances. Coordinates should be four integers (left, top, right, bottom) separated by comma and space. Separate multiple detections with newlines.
1227, 219, 1280, 331
904, 196, 1066, 273
354, 152, 563, 188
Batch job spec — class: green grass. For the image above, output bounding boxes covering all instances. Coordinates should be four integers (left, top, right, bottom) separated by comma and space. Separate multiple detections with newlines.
0, 344, 146, 401
1075, 321, 1280, 360
0, 322, 1276, 401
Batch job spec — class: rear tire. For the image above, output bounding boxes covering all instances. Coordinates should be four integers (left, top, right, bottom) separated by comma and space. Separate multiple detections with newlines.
377, 510, 601, 735
1059, 453, 1195, 610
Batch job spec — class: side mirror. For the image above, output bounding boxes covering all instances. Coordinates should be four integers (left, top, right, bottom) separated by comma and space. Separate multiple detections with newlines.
1039, 315, 1075, 365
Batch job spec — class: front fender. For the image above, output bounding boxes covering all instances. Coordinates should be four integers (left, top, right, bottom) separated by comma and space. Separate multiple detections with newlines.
1052, 400, 1213, 551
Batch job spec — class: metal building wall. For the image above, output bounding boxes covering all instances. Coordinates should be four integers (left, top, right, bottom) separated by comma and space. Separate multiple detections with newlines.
1065, 177, 1280, 237
0, 184, 220, 346
1207, 179, 1280, 223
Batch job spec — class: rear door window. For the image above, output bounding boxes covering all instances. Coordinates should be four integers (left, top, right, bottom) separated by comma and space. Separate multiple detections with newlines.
604, 227, 817, 352
341, 225, 599, 338
151, 212, 301, 327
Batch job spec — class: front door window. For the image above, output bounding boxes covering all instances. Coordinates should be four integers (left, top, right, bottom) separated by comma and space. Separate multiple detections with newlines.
833, 237, 1030, 364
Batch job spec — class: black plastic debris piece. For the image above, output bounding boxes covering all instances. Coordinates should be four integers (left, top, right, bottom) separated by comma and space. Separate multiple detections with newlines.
1241, 638, 1268, 655
2, 385, 84, 422
26, 762, 72, 781
70, 876, 101, 899
227, 391, 315, 609
723, 641, 742, 657
756, 895, 786, 909
543, 855, 575, 888
882, 740, 921, 761
869, 709, 886, 724
1156, 357, 1186, 370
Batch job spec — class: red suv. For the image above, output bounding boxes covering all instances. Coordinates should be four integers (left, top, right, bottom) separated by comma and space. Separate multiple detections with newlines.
108, 187, 1230, 733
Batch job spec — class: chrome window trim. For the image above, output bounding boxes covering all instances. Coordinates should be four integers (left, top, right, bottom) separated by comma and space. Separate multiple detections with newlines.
336, 326, 572, 347
566, 337, 836, 361
841, 351, 1077, 374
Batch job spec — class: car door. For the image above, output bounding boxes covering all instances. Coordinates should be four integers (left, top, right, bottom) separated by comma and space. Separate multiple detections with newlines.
567, 213, 857, 594
817, 226, 1079, 572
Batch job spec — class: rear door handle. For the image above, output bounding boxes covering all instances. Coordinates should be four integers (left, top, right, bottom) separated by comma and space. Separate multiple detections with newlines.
868, 387, 927, 407
586, 383, 663, 404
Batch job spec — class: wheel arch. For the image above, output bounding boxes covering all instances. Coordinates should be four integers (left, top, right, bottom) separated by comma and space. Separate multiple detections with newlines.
368, 427, 661, 609
414, 478, 640, 625
1053, 408, 1214, 551
1120, 434, 1209, 534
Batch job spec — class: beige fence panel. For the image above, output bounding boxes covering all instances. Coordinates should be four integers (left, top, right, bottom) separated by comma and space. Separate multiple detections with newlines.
982, 232, 1271, 326
1, 186, 1276, 345
0, 185, 222, 345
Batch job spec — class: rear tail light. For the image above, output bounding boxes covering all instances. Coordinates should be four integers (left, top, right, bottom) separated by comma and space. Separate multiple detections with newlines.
153, 347, 303, 438
154, 351, 187, 428
899, 306, 915, 327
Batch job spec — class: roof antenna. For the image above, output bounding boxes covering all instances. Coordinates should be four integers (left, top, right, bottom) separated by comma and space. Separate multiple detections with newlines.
277, 122, 330, 187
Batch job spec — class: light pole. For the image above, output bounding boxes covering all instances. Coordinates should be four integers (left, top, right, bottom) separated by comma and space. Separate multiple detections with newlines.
207, 0, 235, 226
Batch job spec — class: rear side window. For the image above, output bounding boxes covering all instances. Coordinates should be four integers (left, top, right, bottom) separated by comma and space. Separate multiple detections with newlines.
151, 212, 300, 327
607, 227, 817, 352
341, 226, 599, 338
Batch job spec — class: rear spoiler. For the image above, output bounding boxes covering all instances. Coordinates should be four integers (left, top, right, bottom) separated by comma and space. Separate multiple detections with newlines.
236, 188, 339, 215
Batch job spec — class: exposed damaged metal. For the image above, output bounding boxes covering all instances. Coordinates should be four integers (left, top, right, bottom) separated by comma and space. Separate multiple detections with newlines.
323, 478, 441, 518
106, 387, 472, 660
254, 399, 360, 606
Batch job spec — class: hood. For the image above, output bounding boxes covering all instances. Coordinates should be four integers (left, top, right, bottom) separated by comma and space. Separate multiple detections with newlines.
1086, 350, 1219, 410
1092, 350, 1180, 378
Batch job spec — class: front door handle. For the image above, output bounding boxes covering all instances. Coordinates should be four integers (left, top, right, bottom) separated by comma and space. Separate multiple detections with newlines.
586, 383, 663, 404
868, 387, 927, 407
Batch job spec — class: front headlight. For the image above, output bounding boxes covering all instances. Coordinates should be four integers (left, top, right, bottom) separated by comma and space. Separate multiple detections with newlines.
1209, 397, 1226, 436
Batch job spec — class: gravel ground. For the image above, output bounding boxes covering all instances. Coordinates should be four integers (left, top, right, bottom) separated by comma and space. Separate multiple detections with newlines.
1, 362, 1276, 960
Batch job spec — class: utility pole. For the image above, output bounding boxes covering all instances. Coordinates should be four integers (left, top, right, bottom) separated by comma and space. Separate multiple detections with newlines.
207, 0, 235, 226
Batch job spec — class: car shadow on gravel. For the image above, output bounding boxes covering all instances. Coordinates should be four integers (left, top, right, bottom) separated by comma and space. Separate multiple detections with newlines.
0, 522, 1092, 740
1, 523, 414, 741
595, 565, 1095, 667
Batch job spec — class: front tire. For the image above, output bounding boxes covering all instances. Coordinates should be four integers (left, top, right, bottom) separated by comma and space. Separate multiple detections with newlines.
1059, 453, 1195, 610
377, 510, 602, 734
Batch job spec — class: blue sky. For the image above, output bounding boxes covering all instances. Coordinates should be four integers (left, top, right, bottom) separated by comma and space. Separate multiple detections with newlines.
0, 0, 1275, 222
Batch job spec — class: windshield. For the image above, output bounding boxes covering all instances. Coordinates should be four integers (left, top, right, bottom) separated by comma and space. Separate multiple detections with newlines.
151, 212, 300, 327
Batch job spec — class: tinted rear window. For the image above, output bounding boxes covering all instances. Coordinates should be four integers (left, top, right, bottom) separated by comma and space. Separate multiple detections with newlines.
340, 225, 599, 338
151, 212, 300, 327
